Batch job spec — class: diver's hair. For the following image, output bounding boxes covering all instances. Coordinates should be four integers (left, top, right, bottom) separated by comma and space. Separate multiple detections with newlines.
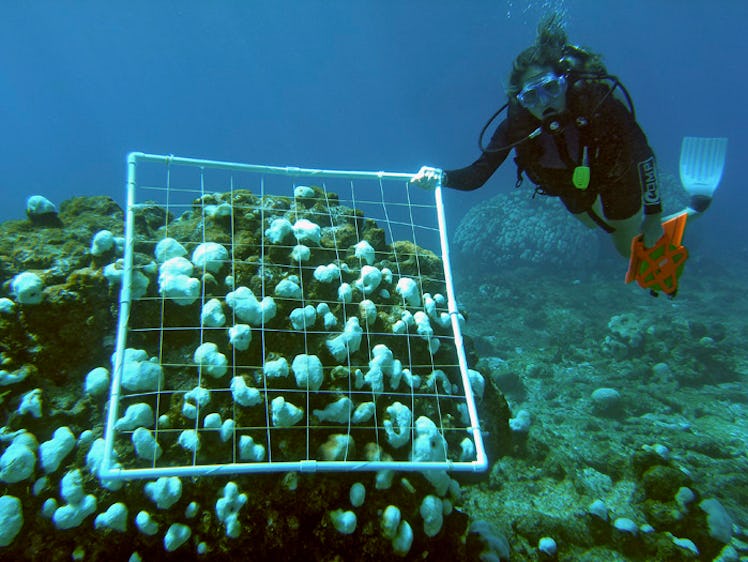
506, 13, 605, 97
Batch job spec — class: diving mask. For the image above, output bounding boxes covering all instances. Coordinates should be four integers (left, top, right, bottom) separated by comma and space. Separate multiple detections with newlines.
516, 73, 567, 111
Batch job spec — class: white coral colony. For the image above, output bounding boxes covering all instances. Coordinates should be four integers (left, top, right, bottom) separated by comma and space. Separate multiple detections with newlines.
158, 257, 200, 305
353, 240, 375, 265
291, 354, 324, 391
355, 265, 382, 295
271, 397, 304, 427
191, 242, 228, 274
395, 277, 420, 307
326, 318, 363, 361
226, 287, 276, 325
265, 218, 293, 243
293, 219, 321, 245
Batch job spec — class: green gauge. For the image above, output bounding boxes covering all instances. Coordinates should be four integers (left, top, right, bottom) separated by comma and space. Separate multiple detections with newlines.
573, 165, 590, 190
573, 146, 590, 190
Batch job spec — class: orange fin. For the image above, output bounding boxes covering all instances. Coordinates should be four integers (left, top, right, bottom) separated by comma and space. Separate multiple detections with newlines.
625, 213, 689, 296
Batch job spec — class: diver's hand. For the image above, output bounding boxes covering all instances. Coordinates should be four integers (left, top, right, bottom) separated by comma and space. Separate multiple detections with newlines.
410, 166, 443, 191
641, 213, 664, 248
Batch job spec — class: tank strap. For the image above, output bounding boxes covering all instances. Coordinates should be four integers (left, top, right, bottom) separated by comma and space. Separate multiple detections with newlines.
586, 208, 615, 233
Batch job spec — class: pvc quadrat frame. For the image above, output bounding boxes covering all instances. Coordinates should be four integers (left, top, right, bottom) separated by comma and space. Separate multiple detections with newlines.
100, 152, 487, 481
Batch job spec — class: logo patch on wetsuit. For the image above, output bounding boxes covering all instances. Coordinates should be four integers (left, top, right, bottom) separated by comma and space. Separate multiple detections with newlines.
638, 157, 661, 206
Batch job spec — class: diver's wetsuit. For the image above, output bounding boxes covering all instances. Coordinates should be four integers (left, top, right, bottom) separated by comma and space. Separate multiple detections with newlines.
443, 81, 662, 226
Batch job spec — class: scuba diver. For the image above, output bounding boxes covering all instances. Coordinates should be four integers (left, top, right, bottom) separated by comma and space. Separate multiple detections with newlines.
411, 14, 664, 259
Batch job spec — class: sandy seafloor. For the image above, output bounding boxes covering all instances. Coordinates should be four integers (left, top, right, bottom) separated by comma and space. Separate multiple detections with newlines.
453, 254, 747, 559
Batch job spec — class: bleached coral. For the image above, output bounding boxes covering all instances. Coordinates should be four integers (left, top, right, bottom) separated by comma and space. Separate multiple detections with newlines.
364, 344, 403, 393
395, 277, 420, 307
226, 287, 276, 325
293, 219, 321, 245
275, 277, 302, 298
316, 302, 337, 329
314, 263, 340, 283
238, 436, 265, 462
383, 402, 411, 448
353, 240, 375, 265
358, 299, 377, 325
228, 324, 252, 351
230, 376, 262, 407
290, 305, 316, 330
413, 311, 433, 340
291, 354, 324, 391
355, 265, 382, 295
271, 396, 304, 427
193, 342, 228, 378
191, 242, 228, 274
201, 298, 226, 327
313, 397, 353, 424
326, 317, 363, 361
265, 218, 293, 243
338, 283, 353, 303
263, 357, 289, 379
154, 238, 187, 263
352, 402, 375, 424
290, 244, 311, 262
158, 257, 200, 306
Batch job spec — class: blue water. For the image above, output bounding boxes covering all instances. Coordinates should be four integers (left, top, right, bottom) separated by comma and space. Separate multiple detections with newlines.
1, 1, 746, 259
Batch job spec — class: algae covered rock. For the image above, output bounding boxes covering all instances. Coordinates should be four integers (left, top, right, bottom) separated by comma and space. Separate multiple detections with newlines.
391, 240, 442, 279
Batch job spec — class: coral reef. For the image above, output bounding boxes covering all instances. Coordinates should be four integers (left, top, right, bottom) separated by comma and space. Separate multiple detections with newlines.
453, 189, 602, 272
461, 265, 747, 561
0, 178, 745, 561
0, 187, 499, 561
452, 170, 689, 275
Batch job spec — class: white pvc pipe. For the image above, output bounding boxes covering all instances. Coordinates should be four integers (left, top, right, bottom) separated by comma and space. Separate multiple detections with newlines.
129, 151, 416, 182
434, 182, 489, 473
100, 457, 485, 481
100, 152, 139, 479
